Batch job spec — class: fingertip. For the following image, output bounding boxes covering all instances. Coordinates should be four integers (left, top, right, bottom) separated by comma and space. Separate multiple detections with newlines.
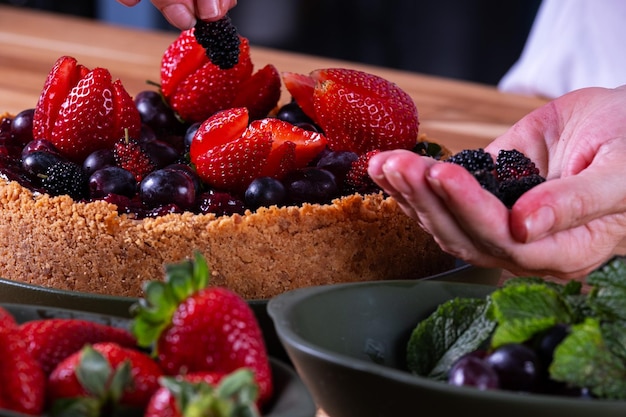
162, 4, 196, 30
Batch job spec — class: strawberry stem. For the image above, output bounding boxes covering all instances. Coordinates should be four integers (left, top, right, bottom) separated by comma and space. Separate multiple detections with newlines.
130, 252, 211, 352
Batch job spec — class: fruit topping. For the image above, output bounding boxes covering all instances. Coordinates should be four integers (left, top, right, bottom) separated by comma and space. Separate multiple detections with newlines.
32, 56, 141, 162
193, 15, 241, 70
41, 160, 88, 200
345, 149, 381, 193
283, 68, 420, 154
446, 148, 546, 208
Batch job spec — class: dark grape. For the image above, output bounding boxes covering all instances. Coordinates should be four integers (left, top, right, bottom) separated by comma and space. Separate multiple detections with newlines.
184, 122, 201, 153
283, 167, 338, 205
10, 108, 35, 145
139, 168, 196, 210
534, 324, 569, 369
134, 90, 184, 135
196, 189, 246, 217
21, 139, 58, 160
276, 101, 316, 125
448, 355, 499, 390
245, 177, 286, 209
22, 151, 63, 178
141, 139, 179, 168
83, 149, 116, 176
89, 166, 137, 199
316, 150, 358, 186
485, 344, 541, 392
165, 163, 202, 194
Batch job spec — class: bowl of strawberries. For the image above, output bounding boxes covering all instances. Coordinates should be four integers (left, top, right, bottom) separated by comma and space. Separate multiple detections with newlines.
0, 253, 316, 417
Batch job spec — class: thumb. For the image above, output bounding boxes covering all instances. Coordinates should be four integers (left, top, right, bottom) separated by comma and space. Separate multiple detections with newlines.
510, 164, 626, 243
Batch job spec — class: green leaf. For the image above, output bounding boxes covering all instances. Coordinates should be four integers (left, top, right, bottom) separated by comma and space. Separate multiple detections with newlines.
406, 298, 495, 380
551, 317, 626, 399
489, 282, 574, 347
587, 256, 626, 321
76, 346, 113, 398
130, 252, 212, 351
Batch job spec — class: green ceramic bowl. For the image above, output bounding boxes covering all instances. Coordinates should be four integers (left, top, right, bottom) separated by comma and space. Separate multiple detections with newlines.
0, 302, 316, 417
267, 280, 626, 417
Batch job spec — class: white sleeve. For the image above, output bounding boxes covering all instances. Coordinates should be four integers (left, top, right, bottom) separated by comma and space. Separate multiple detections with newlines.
498, 0, 626, 98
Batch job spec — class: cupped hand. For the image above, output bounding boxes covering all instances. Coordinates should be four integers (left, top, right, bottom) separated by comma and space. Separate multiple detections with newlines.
116, 0, 237, 30
369, 86, 626, 279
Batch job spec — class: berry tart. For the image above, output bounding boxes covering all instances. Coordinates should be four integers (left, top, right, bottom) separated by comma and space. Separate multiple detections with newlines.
0, 19, 455, 299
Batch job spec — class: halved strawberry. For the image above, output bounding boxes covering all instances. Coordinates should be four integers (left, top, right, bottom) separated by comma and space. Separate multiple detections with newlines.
283, 68, 419, 155
281, 71, 316, 121
32, 56, 141, 162
189, 107, 249, 162
193, 131, 273, 192
232, 64, 282, 120
243, 117, 327, 167
160, 30, 253, 123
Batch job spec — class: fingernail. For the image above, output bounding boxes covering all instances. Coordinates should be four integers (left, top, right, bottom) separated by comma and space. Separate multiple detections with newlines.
523, 206, 555, 242
163, 4, 196, 30
382, 162, 411, 194
425, 165, 447, 199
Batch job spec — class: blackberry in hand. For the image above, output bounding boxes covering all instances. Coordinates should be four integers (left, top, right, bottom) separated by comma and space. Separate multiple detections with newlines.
496, 149, 540, 182
446, 148, 495, 172
498, 174, 546, 208
194, 15, 240, 70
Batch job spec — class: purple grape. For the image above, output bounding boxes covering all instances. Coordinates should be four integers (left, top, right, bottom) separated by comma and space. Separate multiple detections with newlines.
244, 177, 286, 209
534, 324, 569, 369
141, 139, 179, 168
196, 190, 246, 217
184, 122, 201, 152
10, 108, 35, 145
22, 151, 63, 178
83, 149, 116, 176
316, 150, 358, 186
89, 166, 137, 199
21, 139, 59, 160
283, 167, 338, 205
139, 168, 196, 210
135, 90, 185, 135
276, 101, 316, 126
448, 355, 500, 390
165, 163, 202, 194
485, 344, 541, 392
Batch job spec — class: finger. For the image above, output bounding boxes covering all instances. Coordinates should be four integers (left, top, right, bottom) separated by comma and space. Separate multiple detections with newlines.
196, 0, 235, 21
151, 0, 196, 29
425, 162, 515, 264
511, 138, 626, 242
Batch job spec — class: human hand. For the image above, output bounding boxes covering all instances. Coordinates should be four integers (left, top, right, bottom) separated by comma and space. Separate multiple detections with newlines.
116, 0, 237, 30
368, 86, 626, 279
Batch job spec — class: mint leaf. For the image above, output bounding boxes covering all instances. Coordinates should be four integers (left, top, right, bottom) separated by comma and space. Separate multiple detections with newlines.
406, 298, 495, 380
488, 282, 574, 348
587, 257, 626, 322
551, 318, 626, 399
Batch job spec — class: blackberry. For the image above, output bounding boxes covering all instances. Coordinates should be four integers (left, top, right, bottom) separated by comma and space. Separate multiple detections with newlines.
194, 16, 240, 70
498, 174, 546, 208
446, 148, 495, 172
41, 161, 88, 200
473, 169, 500, 197
496, 149, 540, 182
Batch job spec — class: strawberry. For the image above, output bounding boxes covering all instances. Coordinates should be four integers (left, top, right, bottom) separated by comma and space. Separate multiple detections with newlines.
231, 64, 282, 120
19, 318, 136, 375
160, 30, 253, 123
32, 55, 141, 162
345, 149, 382, 193
190, 107, 327, 192
114, 130, 157, 182
48, 342, 163, 412
283, 68, 420, 154
0, 326, 46, 415
144, 370, 261, 417
131, 253, 273, 406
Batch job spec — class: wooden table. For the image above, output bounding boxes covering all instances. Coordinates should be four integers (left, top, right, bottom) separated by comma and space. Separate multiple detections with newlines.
0, 5, 618, 417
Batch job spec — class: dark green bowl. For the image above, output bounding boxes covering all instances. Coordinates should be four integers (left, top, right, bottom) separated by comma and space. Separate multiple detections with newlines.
267, 280, 626, 417
0, 302, 316, 417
